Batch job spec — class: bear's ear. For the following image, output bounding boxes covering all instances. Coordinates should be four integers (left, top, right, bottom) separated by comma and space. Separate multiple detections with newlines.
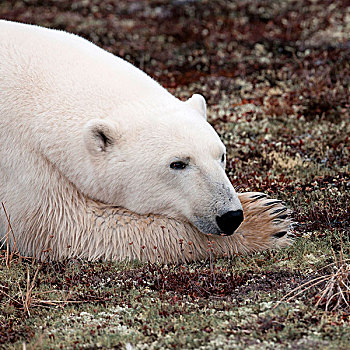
185, 94, 207, 120
83, 119, 119, 156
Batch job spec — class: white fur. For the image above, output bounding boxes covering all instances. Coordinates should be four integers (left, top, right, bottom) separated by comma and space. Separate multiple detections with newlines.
0, 20, 242, 244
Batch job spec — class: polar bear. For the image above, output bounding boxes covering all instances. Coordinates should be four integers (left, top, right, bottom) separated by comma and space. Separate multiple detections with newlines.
0, 21, 292, 262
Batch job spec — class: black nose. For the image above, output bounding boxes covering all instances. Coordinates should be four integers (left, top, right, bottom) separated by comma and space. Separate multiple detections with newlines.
216, 210, 244, 236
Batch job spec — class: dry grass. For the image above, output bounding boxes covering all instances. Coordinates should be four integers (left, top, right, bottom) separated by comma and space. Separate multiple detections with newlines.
0, 204, 94, 316
1, 202, 21, 268
315, 247, 350, 311
275, 238, 350, 312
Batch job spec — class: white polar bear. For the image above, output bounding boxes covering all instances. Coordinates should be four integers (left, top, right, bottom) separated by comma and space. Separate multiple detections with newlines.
0, 21, 291, 261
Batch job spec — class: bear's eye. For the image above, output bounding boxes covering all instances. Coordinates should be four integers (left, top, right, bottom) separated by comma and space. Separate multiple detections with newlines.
221, 153, 226, 162
170, 161, 187, 170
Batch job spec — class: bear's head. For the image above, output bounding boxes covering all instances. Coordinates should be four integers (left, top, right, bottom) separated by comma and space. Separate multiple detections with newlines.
83, 94, 243, 236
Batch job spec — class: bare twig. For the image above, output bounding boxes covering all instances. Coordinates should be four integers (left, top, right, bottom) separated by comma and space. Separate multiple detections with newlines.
275, 236, 350, 311
1, 202, 22, 267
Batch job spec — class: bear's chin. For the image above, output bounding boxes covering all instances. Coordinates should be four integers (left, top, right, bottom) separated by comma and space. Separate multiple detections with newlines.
192, 220, 233, 237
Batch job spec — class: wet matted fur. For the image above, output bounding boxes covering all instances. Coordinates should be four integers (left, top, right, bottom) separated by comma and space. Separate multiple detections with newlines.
13, 192, 292, 263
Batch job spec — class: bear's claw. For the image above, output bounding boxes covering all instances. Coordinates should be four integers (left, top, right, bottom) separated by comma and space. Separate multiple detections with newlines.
236, 191, 293, 251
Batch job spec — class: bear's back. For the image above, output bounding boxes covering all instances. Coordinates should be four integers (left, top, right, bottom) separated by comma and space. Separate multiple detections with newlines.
0, 20, 176, 126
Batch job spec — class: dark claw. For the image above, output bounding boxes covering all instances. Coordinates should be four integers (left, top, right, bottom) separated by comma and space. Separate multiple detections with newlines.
272, 207, 287, 215
274, 231, 288, 238
263, 200, 282, 207
250, 194, 268, 201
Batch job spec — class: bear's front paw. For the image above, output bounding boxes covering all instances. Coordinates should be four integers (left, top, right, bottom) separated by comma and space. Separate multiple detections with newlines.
236, 192, 293, 252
